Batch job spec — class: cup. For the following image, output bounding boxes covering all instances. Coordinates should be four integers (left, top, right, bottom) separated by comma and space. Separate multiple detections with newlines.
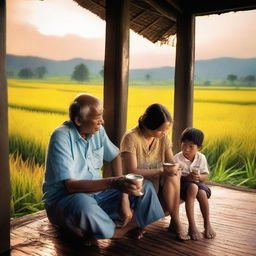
125, 173, 144, 196
163, 162, 178, 167
163, 162, 179, 175
190, 166, 200, 175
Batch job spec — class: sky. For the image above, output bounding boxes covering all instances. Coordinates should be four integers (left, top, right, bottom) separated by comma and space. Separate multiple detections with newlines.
6, 0, 256, 68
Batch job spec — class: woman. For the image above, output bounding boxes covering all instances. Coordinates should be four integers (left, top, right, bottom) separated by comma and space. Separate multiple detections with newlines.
120, 103, 189, 240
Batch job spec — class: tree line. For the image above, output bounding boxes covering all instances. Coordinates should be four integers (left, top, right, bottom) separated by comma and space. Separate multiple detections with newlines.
9, 63, 100, 82
227, 74, 255, 85
202, 74, 256, 87
8, 64, 256, 86
8, 66, 48, 79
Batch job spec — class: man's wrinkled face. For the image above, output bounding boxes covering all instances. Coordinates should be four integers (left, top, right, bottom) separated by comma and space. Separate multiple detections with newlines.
78, 103, 104, 136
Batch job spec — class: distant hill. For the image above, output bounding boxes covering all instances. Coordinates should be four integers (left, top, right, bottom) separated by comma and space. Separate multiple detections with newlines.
129, 66, 175, 81
130, 58, 256, 81
6, 55, 103, 76
194, 57, 256, 80
6, 55, 256, 80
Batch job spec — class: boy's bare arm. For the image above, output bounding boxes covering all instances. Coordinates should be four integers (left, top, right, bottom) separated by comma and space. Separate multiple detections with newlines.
199, 173, 209, 182
181, 172, 208, 182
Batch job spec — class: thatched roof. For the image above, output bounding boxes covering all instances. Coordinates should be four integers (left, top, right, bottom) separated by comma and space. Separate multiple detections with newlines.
74, 0, 256, 44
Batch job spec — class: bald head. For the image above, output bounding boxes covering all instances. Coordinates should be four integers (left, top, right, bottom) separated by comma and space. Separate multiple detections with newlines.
75, 93, 101, 106
69, 93, 103, 123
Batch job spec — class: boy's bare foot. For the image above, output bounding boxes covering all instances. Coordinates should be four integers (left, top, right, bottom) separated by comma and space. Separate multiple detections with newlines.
189, 227, 203, 240
168, 221, 190, 241
204, 225, 216, 239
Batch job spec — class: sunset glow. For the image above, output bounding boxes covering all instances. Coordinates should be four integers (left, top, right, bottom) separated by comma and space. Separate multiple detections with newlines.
7, 0, 256, 68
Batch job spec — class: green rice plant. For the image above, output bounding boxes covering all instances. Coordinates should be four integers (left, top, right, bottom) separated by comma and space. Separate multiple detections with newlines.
243, 153, 256, 178
236, 154, 256, 188
9, 133, 46, 165
208, 147, 246, 184
10, 154, 44, 218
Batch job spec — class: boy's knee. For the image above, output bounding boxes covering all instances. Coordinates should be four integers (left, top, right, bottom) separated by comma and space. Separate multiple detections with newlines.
187, 183, 199, 196
197, 189, 207, 198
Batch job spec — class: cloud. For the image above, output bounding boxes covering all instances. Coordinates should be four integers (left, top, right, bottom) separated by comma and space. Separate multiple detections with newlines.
7, 21, 105, 61
7, 0, 256, 68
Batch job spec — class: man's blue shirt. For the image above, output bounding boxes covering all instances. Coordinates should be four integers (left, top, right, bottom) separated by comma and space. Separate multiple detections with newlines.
43, 120, 119, 205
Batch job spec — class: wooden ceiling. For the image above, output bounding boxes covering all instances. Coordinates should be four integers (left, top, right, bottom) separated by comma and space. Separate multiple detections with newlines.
74, 0, 256, 44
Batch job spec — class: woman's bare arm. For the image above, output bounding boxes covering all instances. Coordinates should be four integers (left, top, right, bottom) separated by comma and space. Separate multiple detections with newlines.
121, 152, 162, 178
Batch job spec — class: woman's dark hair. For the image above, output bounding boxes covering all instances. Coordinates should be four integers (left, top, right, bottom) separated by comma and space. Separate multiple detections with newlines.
138, 103, 172, 130
181, 128, 204, 147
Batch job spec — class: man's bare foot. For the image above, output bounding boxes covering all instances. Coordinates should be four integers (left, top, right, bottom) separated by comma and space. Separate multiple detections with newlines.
82, 238, 97, 247
128, 227, 146, 239
169, 220, 190, 241
204, 225, 216, 239
189, 227, 203, 240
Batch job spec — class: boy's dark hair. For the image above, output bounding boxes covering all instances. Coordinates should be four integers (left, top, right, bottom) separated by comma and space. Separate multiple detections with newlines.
181, 128, 204, 147
138, 103, 172, 130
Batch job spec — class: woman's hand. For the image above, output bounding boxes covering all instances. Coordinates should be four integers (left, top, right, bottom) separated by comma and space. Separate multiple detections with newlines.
163, 164, 179, 176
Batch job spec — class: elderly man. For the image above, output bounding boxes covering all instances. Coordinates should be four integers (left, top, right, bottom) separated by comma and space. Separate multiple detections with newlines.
43, 93, 164, 244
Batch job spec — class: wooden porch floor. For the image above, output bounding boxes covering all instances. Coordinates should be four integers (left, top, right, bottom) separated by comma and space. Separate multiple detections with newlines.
11, 185, 256, 256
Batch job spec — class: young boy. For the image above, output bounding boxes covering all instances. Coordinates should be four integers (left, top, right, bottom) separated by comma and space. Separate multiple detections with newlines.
174, 128, 216, 240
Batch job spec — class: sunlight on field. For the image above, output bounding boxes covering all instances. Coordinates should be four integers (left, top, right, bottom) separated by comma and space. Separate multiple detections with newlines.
8, 80, 256, 150
8, 81, 103, 112
9, 108, 67, 146
126, 86, 174, 128
194, 102, 256, 146
7, 79, 256, 210
195, 89, 256, 103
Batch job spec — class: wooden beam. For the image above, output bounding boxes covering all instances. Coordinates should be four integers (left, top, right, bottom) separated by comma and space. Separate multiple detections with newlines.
103, 0, 130, 148
191, 1, 256, 15
143, 0, 177, 22
172, 13, 195, 153
0, 0, 11, 255
164, 0, 184, 14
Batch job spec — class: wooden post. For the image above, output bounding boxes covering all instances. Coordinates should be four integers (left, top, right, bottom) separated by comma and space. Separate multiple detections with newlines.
0, 0, 11, 255
103, 0, 130, 148
172, 13, 195, 153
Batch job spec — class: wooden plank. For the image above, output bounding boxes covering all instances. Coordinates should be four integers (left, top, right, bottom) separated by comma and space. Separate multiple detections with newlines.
206, 181, 256, 193
0, 0, 11, 255
11, 211, 47, 229
10, 186, 256, 256
172, 13, 195, 153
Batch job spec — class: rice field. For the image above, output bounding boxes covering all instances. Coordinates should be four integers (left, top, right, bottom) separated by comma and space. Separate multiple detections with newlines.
8, 79, 256, 217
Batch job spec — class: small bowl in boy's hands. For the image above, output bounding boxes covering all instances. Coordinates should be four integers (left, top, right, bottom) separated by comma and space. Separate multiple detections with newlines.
163, 162, 179, 176
190, 166, 201, 182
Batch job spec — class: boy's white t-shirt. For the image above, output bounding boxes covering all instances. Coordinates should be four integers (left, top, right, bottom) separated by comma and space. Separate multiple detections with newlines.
174, 151, 209, 175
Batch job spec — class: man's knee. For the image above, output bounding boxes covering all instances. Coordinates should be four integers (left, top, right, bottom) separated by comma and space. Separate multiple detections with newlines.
67, 194, 116, 239
142, 180, 157, 197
